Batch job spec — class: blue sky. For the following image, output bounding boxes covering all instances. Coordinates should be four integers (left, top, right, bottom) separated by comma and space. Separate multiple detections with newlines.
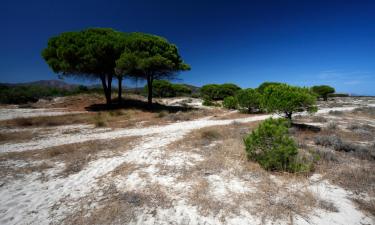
1, 0, 375, 95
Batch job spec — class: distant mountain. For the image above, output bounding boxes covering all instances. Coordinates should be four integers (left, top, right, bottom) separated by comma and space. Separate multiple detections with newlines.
0, 80, 79, 90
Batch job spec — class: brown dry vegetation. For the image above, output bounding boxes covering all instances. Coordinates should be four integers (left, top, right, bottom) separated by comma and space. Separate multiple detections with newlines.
61, 183, 172, 225
0, 136, 139, 181
0, 130, 35, 144
294, 107, 375, 216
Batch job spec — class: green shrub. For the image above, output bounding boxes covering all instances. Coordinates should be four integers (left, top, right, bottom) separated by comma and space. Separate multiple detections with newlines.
202, 98, 220, 107
222, 96, 238, 109
244, 118, 308, 172
236, 88, 261, 113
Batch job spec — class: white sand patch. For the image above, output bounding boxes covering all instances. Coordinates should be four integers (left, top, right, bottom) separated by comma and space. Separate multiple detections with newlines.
2, 105, 369, 153
207, 174, 255, 198
305, 175, 373, 225
1, 102, 374, 225
0, 107, 83, 121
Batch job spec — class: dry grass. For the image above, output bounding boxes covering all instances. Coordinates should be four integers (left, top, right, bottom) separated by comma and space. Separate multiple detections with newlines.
0, 113, 94, 127
250, 177, 318, 224
0, 130, 34, 143
352, 198, 375, 216
62, 183, 172, 225
164, 121, 326, 223
0, 136, 139, 179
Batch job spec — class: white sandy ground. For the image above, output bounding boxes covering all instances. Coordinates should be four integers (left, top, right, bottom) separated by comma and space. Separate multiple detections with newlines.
0, 107, 83, 121
0, 104, 374, 224
1, 105, 369, 153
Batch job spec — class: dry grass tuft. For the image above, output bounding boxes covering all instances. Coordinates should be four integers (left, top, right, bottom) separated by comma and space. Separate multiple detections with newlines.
62, 183, 172, 225
0, 130, 34, 143
0, 136, 139, 179
352, 198, 375, 216
250, 177, 318, 224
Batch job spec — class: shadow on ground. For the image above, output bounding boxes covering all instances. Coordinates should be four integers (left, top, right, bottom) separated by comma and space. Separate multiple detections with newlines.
85, 98, 196, 113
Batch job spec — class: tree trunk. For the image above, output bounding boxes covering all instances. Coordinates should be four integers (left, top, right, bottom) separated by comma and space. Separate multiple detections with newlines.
100, 74, 112, 105
323, 95, 328, 101
147, 75, 153, 107
118, 76, 123, 103
285, 112, 292, 120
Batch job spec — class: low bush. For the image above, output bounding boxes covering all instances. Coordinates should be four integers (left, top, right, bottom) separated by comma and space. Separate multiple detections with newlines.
314, 135, 375, 160
202, 98, 220, 107
314, 135, 342, 149
222, 96, 238, 109
157, 110, 169, 118
311, 116, 327, 123
328, 110, 344, 116
352, 107, 375, 116
244, 118, 309, 172
326, 122, 337, 130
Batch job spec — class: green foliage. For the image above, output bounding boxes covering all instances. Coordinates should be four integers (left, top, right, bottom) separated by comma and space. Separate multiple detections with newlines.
42, 28, 125, 77
172, 84, 192, 96
244, 118, 308, 172
236, 88, 261, 113
145, 80, 175, 97
311, 85, 335, 101
0, 85, 91, 104
42, 28, 127, 104
144, 80, 192, 98
200, 83, 241, 100
257, 82, 283, 93
261, 84, 317, 119
222, 96, 238, 109
115, 33, 190, 105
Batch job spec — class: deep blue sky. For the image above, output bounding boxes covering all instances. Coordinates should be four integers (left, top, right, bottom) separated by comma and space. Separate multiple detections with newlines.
1, 0, 375, 95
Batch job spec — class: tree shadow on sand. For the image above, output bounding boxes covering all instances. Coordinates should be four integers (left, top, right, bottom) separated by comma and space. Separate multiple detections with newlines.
85, 97, 196, 113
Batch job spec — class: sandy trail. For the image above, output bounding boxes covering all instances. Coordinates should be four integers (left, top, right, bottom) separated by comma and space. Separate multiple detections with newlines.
0, 106, 359, 153
0, 105, 373, 225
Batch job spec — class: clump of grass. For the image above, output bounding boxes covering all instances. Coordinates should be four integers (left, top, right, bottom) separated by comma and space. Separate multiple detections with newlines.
314, 135, 375, 160
352, 107, 375, 116
157, 110, 169, 118
311, 116, 327, 123
200, 130, 221, 141
318, 200, 339, 212
329, 110, 344, 116
326, 122, 337, 130
94, 113, 108, 127
109, 110, 127, 117
12, 117, 34, 126
352, 198, 375, 216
